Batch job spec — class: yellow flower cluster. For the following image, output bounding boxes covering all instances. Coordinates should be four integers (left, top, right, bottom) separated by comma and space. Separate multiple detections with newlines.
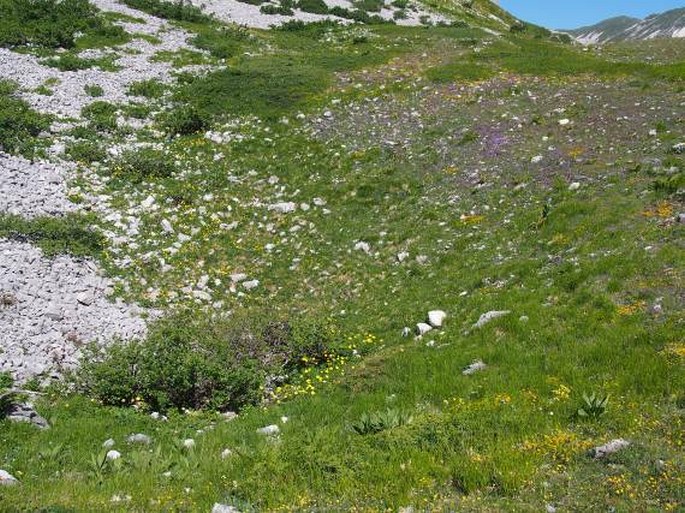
616, 301, 646, 316
521, 429, 592, 465
270, 332, 381, 403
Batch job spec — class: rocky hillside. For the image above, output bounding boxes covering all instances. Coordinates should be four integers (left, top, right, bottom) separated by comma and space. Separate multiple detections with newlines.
0, 0, 683, 511
567, 7, 685, 44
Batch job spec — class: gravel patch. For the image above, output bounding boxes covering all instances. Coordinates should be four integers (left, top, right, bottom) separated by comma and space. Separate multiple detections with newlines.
187, 0, 446, 28
0, 152, 77, 218
0, 240, 150, 383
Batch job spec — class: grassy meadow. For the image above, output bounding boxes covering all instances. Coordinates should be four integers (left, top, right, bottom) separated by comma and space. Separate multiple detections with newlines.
0, 0, 683, 511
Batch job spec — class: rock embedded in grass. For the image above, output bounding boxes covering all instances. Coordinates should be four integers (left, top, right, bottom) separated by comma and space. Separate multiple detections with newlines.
472, 310, 511, 329
462, 360, 487, 375
590, 438, 631, 459
212, 504, 241, 513
5, 402, 50, 429
427, 310, 446, 328
0, 469, 19, 486
127, 433, 152, 444
256, 424, 280, 436
416, 322, 432, 336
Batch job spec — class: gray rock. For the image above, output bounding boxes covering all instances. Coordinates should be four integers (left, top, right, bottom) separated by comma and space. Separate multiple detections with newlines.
212, 504, 241, 513
427, 310, 446, 328
268, 202, 297, 214
0, 469, 18, 486
591, 439, 630, 459
242, 279, 259, 290
127, 433, 152, 444
462, 360, 487, 375
473, 310, 511, 329
5, 402, 50, 429
416, 322, 433, 336
256, 424, 280, 436
672, 142, 685, 154
677, 213, 685, 224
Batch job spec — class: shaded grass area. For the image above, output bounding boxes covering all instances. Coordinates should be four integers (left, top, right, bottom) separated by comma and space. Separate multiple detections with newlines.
0, 213, 105, 259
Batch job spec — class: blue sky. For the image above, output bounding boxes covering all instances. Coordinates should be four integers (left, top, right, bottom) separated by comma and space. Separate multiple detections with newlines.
499, 0, 685, 29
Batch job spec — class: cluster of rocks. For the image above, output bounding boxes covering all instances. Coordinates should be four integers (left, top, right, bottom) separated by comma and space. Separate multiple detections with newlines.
0, 240, 149, 383
186, 0, 447, 30
0, 153, 77, 218
2, 398, 50, 429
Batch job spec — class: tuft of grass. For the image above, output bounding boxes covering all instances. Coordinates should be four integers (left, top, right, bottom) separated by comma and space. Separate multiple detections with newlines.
0, 213, 105, 258
0, 80, 51, 155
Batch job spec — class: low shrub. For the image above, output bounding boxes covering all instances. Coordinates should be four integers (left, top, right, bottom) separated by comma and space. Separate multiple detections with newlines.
65, 140, 108, 163
81, 100, 119, 132
84, 84, 104, 97
296, 0, 329, 15
77, 315, 344, 412
0, 80, 51, 154
42, 53, 119, 72
121, 0, 213, 23
159, 104, 208, 136
110, 148, 177, 182
351, 408, 413, 435
260, 1, 294, 16
0, 0, 127, 49
127, 79, 166, 99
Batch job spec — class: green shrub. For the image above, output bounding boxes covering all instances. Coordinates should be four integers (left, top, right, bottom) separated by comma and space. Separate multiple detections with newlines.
127, 79, 166, 99
260, 1, 294, 16
159, 105, 209, 136
42, 53, 119, 72
0, 213, 105, 258
0, 371, 13, 390
0, 80, 51, 154
0, 0, 126, 49
296, 0, 329, 14
352, 0, 384, 13
121, 0, 213, 23
77, 315, 344, 412
351, 409, 413, 435
110, 148, 176, 182
191, 26, 251, 59
65, 140, 108, 163
81, 100, 119, 132
84, 84, 104, 97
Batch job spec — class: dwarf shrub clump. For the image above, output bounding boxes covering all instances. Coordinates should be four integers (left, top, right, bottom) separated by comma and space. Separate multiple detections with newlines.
0, 80, 50, 154
77, 315, 344, 412
0, 0, 126, 49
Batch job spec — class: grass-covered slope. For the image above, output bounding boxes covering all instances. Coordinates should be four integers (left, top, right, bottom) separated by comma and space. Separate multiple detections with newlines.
0, 1, 684, 512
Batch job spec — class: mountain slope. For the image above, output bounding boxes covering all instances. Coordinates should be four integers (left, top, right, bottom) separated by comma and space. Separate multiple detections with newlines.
567, 7, 685, 44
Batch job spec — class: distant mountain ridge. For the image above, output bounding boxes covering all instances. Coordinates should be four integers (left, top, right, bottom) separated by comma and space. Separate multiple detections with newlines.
565, 7, 685, 44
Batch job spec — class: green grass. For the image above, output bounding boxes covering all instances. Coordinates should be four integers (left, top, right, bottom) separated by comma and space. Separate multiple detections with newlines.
0, 213, 105, 258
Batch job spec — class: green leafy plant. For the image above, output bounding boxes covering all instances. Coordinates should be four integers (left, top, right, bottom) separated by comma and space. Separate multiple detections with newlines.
351, 408, 413, 435
0, 80, 51, 154
576, 392, 609, 420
